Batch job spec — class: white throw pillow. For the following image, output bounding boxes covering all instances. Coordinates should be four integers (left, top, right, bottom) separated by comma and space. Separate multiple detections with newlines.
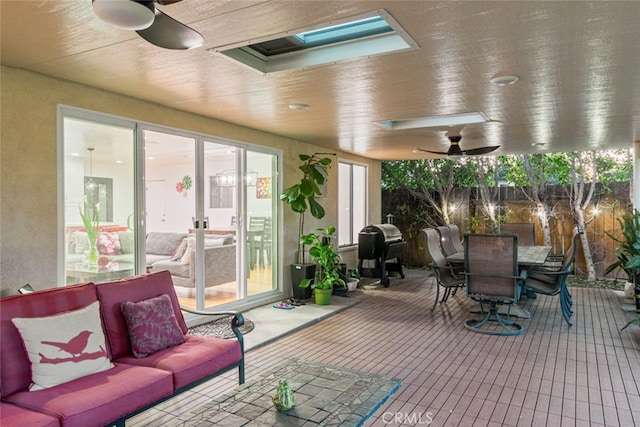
12, 301, 114, 391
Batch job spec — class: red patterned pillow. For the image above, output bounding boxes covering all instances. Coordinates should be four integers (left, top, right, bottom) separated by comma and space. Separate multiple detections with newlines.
97, 233, 122, 255
120, 294, 185, 358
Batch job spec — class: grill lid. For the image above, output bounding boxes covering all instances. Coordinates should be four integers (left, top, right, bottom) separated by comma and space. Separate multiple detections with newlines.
360, 223, 403, 242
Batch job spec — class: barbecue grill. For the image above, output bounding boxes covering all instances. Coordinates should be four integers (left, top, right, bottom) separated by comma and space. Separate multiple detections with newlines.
357, 224, 406, 287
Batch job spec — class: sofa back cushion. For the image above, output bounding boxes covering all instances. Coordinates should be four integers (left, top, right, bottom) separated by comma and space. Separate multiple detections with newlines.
0, 282, 99, 397
117, 231, 134, 254
146, 232, 187, 256
95, 270, 188, 360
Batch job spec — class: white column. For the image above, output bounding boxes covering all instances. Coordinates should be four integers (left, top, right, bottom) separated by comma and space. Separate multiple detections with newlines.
634, 141, 640, 211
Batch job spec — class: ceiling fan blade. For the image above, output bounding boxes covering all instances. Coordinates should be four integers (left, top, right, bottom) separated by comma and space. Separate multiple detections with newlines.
461, 145, 501, 156
156, 0, 183, 4
415, 147, 449, 156
136, 9, 204, 50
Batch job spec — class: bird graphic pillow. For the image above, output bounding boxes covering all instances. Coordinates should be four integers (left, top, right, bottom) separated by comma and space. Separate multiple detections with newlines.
12, 301, 114, 391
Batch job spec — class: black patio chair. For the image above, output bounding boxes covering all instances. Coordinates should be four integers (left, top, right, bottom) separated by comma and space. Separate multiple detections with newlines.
464, 233, 527, 335
524, 227, 582, 326
435, 225, 458, 257
423, 228, 465, 310
500, 223, 536, 246
447, 224, 465, 254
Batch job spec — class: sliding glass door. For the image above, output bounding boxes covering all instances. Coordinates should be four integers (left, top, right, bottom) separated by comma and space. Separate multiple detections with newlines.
60, 107, 281, 310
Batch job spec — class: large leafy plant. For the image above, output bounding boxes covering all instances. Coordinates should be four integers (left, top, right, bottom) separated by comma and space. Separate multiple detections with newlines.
299, 226, 344, 290
280, 153, 334, 264
605, 209, 640, 280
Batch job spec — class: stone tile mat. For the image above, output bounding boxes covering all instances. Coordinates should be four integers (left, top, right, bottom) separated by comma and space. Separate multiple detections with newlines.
174, 358, 402, 426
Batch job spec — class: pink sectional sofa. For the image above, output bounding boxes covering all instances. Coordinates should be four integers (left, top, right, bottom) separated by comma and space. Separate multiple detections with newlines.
0, 270, 245, 427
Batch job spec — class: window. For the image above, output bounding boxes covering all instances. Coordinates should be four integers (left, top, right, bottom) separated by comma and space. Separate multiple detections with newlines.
338, 161, 367, 246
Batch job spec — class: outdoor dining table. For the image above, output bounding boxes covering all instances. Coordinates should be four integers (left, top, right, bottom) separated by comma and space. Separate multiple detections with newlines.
445, 245, 552, 267
446, 245, 552, 319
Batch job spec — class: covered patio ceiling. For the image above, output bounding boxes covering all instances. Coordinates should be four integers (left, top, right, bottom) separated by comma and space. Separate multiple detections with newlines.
2, 1, 639, 160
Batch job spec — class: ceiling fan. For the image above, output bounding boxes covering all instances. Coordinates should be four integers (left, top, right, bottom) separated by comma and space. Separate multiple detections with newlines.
92, 0, 204, 50
416, 133, 500, 158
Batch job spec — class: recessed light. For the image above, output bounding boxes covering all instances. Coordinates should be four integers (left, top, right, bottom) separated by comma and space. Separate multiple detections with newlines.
491, 75, 519, 86
289, 103, 310, 110
115, 160, 123, 164
376, 112, 488, 130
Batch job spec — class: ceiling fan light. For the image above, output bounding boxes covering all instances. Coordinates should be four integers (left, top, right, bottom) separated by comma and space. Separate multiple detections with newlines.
93, 0, 155, 31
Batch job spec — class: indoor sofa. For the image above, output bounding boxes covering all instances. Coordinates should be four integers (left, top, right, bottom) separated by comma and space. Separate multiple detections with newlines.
0, 270, 245, 427
151, 235, 237, 294
66, 230, 187, 267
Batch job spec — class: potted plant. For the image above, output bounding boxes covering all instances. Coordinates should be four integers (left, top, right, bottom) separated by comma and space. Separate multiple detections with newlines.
299, 226, 345, 305
605, 209, 640, 311
280, 153, 334, 301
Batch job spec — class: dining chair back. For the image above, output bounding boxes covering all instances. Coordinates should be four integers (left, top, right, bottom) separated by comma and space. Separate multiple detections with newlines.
500, 223, 536, 246
248, 216, 267, 269
435, 226, 458, 257
258, 217, 272, 267
464, 233, 526, 335
422, 228, 465, 310
524, 227, 583, 326
447, 224, 464, 253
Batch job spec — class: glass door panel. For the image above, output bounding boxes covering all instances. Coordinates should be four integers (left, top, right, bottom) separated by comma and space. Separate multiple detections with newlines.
203, 141, 240, 309
63, 117, 135, 285
247, 151, 277, 296
143, 130, 196, 305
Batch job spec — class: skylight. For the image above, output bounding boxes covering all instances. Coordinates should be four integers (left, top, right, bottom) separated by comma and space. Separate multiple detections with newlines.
376, 112, 490, 130
210, 10, 418, 74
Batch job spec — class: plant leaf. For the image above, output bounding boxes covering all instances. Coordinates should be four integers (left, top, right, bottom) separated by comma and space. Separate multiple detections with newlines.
308, 198, 325, 219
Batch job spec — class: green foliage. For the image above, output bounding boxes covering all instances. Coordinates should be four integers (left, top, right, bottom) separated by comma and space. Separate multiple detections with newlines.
280, 153, 334, 264
78, 197, 99, 245
280, 154, 332, 217
299, 226, 344, 290
382, 158, 479, 190
605, 209, 640, 280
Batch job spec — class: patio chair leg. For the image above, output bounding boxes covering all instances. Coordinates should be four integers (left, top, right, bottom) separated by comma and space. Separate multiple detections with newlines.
464, 302, 525, 336
432, 283, 440, 311
441, 287, 452, 303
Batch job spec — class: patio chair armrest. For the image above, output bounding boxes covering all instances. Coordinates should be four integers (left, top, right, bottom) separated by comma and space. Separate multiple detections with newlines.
431, 263, 464, 279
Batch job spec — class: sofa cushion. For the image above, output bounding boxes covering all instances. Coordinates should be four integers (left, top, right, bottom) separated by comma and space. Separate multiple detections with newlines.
115, 334, 242, 390
0, 402, 60, 427
170, 238, 189, 261
4, 363, 172, 427
97, 233, 122, 255
0, 283, 99, 398
70, 231, 90, 255
117, 231, 134, 254
12, 301, 114, 391
120, 294, 185, 358
145, 253, 171, 266
150, 259, 189, 278
95, 270, 188, 360
146, 232, 186, 256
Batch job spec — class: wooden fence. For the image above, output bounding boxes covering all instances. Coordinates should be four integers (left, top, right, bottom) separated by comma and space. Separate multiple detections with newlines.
382, 182, 632, 280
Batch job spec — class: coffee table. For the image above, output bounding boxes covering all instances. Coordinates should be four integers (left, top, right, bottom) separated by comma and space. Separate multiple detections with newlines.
174, 358, 402, 426
65, 261, 135, 284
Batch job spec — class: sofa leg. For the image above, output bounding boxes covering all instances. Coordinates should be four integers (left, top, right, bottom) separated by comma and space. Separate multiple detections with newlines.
239, 361, 245, 384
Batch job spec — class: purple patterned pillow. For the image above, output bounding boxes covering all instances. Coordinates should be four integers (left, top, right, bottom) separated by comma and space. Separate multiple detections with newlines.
120, 294, 185, 358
